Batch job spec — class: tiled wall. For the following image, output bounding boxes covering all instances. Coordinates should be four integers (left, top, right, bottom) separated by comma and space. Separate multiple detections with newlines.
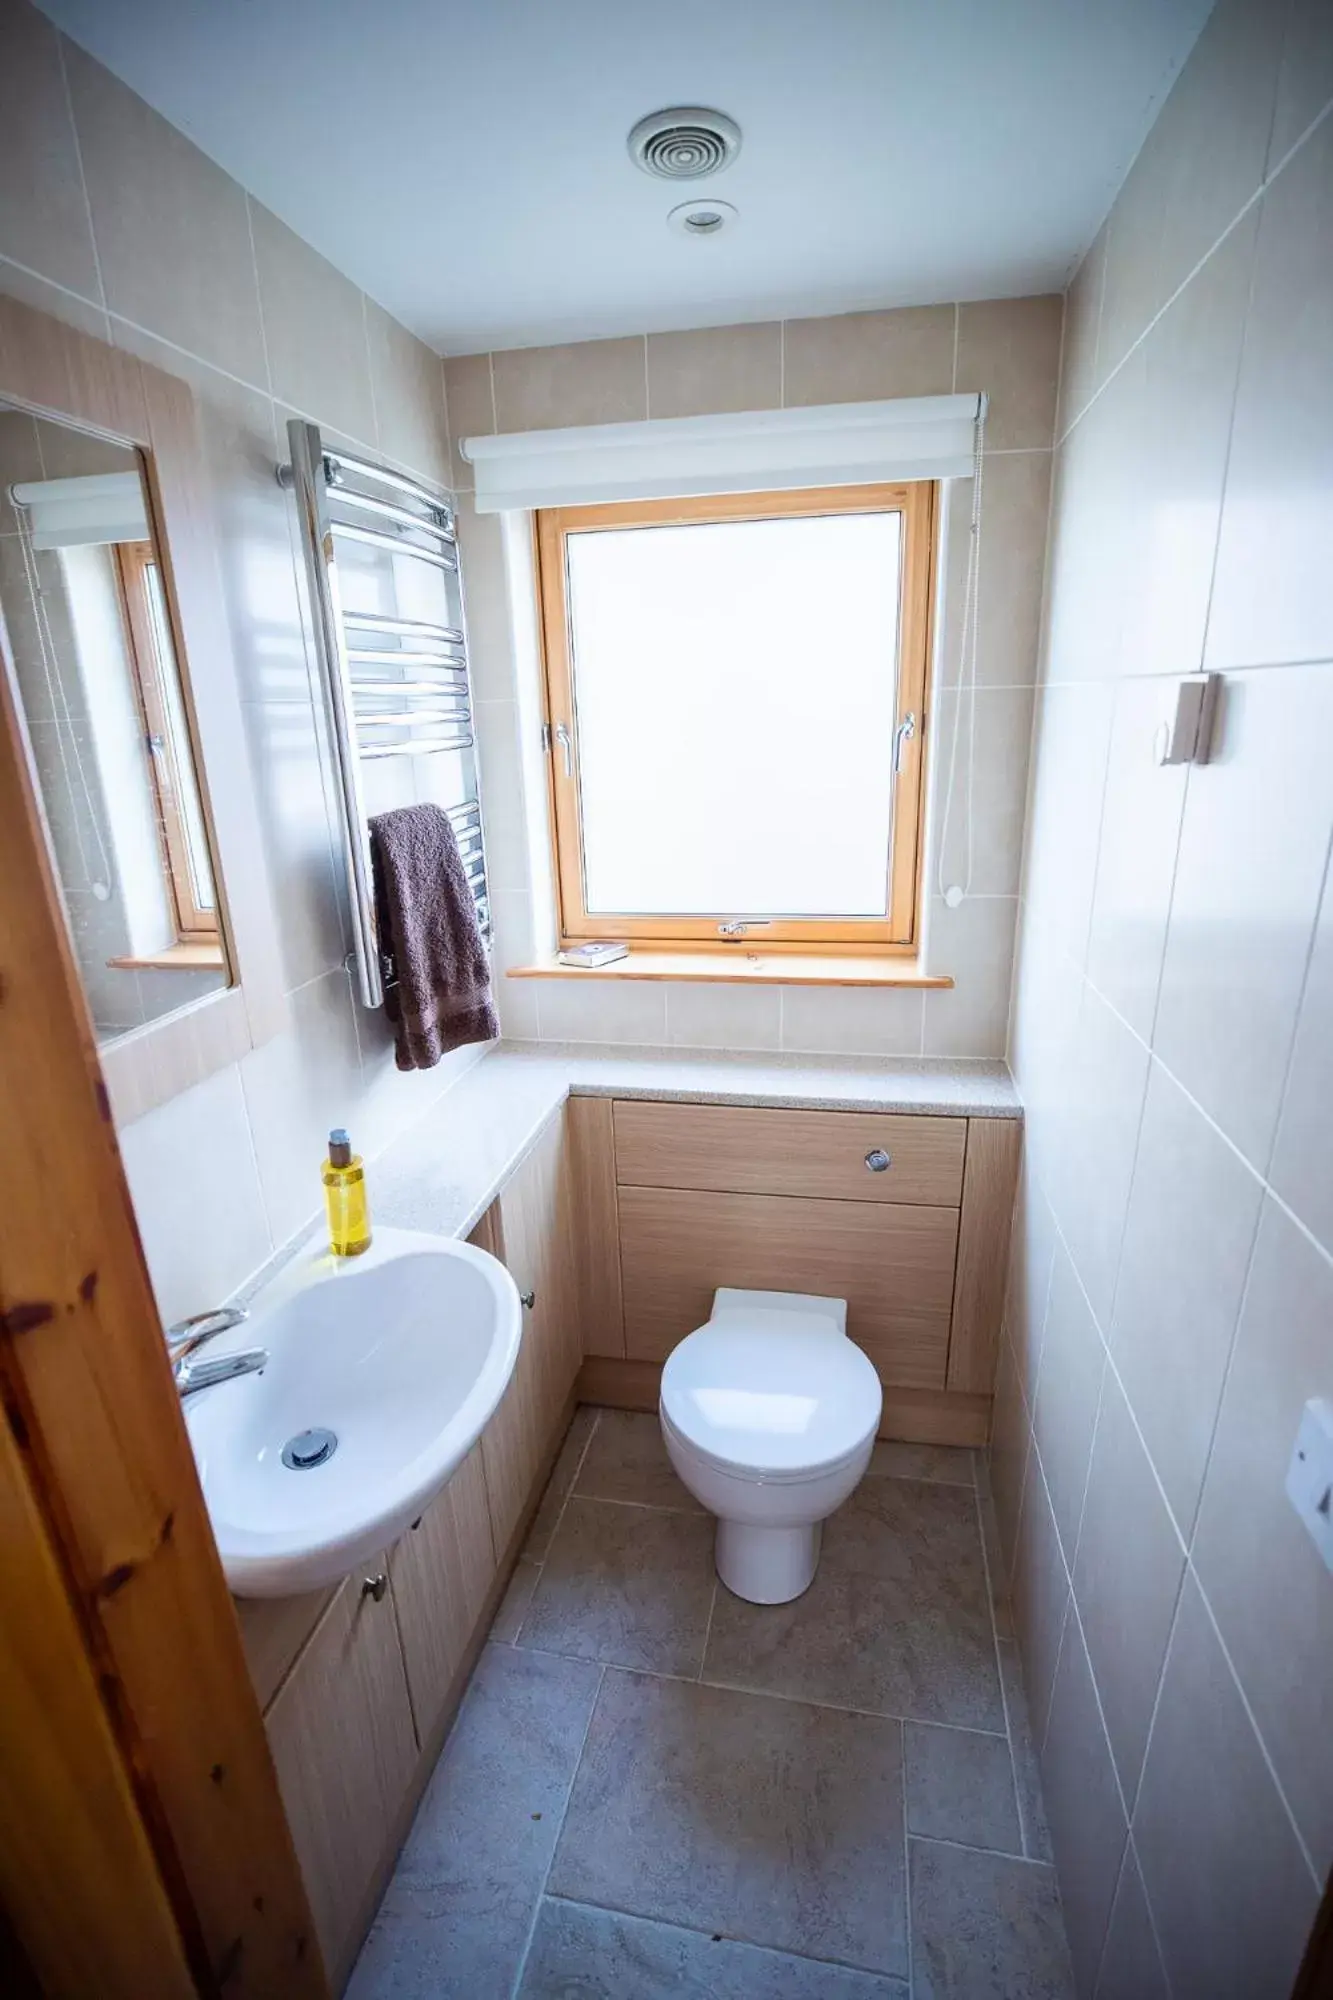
447, 293, 1061, 1060
0, 0, 477, 1325
998, 1, 1333, 1993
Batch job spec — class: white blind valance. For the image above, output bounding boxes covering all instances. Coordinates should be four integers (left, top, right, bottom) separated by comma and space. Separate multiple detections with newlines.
462, 392, 985, 514
9, 471, 149, 550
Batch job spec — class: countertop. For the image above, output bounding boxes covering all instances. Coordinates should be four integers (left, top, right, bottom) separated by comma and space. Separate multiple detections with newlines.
237, 1041, 1020, 1303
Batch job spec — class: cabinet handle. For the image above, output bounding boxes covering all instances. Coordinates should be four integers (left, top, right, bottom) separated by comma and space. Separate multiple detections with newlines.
520, 1289, 536, 1310
361, 1573, 388, 1602
865, 1149, 892, 1173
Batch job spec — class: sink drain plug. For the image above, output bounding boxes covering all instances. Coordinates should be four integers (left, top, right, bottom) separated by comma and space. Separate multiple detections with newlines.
281, 1426, 338, 1471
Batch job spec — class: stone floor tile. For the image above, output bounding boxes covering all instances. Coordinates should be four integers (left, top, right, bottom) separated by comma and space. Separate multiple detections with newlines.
905, 1721, 1024, 1854
518, 1899, 909, 1998
868, 1441, 976, 1486
521, 1496, 716, 1675
490, 1556, 541, 1643
574, 1408, 704, 1511
910, 1838, 1076, 2000
550, 1668, 908, 1976
523, 1406, 600, 1561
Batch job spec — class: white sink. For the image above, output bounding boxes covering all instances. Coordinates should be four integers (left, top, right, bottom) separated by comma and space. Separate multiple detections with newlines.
186, 1226, 521, 1598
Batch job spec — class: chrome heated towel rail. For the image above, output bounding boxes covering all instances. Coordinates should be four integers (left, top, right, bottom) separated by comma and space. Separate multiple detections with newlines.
280, 419, 490, 1008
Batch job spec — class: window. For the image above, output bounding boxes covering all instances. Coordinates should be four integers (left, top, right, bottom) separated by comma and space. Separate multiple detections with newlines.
113, 540, 219, 946
536, 482, 935, 958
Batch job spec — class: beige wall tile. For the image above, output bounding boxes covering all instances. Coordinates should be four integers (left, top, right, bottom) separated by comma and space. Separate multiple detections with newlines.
1153, 665, 1333, 1170
1269, 880, 1333, 1259
779, 983, 924, 1058
1056, 222, 1107, 439
118, 1064, 271, 1325
1038, 1611, 1128, 1993
0, 5, 99, 300
956, 296, 1062, 451
250, 202, 375, 444
930, 686, 1034, 897
1192, 1198, 1333, 1869
1133, 1572, 1318, 2000
1095, 1841, 1170, 2000
781, 305, 955, 407
455, 500, 517, 702
1071, 1370, 1185, 1806
1042, 343, 1146, 685
1032, 1241, 1106, 1563
537, 976, 667, 1045
444, 351, 495, 487
364, 299, 449, 487
665, 981, 783, 1051
239, 968, 364, 1247
0, 252, 110, 339
1002, 1168, 1058, 1407
64, 41, 266, 384
921, 894, 1017, 1058
1097, 0, 1283, 380
1206, 117, 1333, 675
940, 448, 1051, 691
646, 321, 782, 419
487, 890, 541, 1039
1110, 1063, 1263, 1539
1084, 678, 1188, 1043
1012, 1450, 1071, 1744
1007, 919, 1084, 1193
1049, 981, 1150, 1331
1116, 210, 1256, 682
989, 1333, 1030, 1577
473, 698, 532, 897
241, 696, 345, 992
1020, 681, 1114, 969
1268, 0, 1333, 165
492, 335, 647, 433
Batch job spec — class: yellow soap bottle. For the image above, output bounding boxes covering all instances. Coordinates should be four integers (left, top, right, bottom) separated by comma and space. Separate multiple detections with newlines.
322, 1128, 371, 1257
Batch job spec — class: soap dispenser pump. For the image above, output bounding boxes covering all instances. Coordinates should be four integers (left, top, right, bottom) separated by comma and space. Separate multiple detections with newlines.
322, 1128, 371, 1258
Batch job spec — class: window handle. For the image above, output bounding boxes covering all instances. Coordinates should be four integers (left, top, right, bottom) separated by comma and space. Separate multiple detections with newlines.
554, 721, 574, 777
892, 711, 917, 775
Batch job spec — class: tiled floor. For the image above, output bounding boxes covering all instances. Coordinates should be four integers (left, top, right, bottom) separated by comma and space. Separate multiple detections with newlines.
349, 1409, 1074, 2000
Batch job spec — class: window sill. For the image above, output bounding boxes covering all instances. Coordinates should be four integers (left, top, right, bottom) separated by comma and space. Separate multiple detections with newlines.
107, 942, 225, 973
508, 951, 952, 989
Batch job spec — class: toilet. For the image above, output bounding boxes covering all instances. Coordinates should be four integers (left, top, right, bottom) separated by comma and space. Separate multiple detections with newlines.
660, 1288, 883, 1605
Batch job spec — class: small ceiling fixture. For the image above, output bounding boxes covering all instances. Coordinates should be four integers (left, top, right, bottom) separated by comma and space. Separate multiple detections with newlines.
668, 198, 739, 238
628, 106, 741, 180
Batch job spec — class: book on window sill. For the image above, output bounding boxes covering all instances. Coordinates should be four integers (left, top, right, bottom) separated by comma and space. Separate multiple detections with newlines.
556, 942, 630, 969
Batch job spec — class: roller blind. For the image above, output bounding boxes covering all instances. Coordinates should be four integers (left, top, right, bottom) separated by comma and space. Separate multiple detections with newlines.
9, 471, 149, 550
463, 392, 984, 514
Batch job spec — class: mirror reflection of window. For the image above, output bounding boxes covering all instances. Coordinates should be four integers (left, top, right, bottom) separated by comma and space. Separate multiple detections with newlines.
0, 404, 228, 1044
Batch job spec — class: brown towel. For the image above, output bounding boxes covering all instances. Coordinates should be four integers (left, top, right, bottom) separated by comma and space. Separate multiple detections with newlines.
368, 803, 498, 1070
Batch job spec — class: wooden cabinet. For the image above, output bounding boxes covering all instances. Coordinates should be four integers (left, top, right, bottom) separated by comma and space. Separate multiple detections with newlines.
389, 1445, 495, 1744
479, 1111, 580, 1554
618, 1183, 958, 1385
263, 1562, 418, 1984
613, 1100, 967, 1207
592, 1098, 1021, 1445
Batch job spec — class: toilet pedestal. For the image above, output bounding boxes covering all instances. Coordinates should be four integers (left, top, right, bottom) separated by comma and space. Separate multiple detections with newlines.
715, 1517, 822, 1604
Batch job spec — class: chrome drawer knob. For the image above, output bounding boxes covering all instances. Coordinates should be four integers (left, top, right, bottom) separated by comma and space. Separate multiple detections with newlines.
520, 1289, 536, 1310
361, 1573, 388, 1603
865, 1149, 892, 1173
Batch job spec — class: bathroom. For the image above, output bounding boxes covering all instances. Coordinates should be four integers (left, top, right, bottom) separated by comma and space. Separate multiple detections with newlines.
0, 0, 1329, 1994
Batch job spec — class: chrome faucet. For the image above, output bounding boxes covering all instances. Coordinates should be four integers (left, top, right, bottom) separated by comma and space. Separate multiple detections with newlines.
165, 1306, 267, 1399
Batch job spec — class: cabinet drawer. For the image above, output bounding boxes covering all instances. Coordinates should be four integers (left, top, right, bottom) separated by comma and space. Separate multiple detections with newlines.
618, 1184, 958, 1389
613, 1100, 966, 1207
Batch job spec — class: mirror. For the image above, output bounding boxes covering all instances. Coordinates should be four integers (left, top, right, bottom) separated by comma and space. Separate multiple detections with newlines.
0, 403, 229, 1043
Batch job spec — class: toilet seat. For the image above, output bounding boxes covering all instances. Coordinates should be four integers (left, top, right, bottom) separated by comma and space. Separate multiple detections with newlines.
661, 1308, 882, 1484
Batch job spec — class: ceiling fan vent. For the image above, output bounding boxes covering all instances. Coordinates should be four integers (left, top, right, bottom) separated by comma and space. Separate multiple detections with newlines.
628, 107, 741, 181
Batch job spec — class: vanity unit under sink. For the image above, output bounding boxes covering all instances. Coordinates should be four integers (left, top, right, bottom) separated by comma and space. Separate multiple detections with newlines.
232, 1079, 1020, 1988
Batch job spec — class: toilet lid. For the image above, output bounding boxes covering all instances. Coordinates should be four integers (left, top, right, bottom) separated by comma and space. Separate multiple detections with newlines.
661, 1310, 883, 1479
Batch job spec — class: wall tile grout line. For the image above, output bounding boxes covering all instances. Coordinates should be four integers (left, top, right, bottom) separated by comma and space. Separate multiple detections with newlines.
52, 28, 107, 315
972, 1481, 1028, 1853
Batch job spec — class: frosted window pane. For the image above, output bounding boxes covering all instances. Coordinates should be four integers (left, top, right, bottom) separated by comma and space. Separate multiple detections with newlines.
566, 512, 902, 917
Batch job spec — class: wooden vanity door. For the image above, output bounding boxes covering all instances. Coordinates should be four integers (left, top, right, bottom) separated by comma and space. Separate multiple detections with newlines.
477, 1112, 580, 1554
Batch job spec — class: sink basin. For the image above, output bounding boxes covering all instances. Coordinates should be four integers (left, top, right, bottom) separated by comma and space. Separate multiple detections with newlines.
186, 1226, 522, 1597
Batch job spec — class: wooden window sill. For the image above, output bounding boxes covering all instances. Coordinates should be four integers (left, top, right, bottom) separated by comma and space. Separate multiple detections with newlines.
508, 951, 952, 989
107, 942, 225, 973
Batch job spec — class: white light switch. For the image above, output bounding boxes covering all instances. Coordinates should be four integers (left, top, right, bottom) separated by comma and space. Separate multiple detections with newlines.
1286, 1398, 1333, 1576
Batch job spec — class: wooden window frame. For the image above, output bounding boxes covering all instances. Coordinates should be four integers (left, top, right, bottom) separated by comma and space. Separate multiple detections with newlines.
535, 481, 937, 959
113, 538, 219, 944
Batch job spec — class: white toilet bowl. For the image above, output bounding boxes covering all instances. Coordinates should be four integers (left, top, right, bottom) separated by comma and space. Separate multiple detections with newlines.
659, 1288, 883, 1604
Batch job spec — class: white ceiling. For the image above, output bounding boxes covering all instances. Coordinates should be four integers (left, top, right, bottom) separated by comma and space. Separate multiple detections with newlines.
39, 0, 1213, 356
